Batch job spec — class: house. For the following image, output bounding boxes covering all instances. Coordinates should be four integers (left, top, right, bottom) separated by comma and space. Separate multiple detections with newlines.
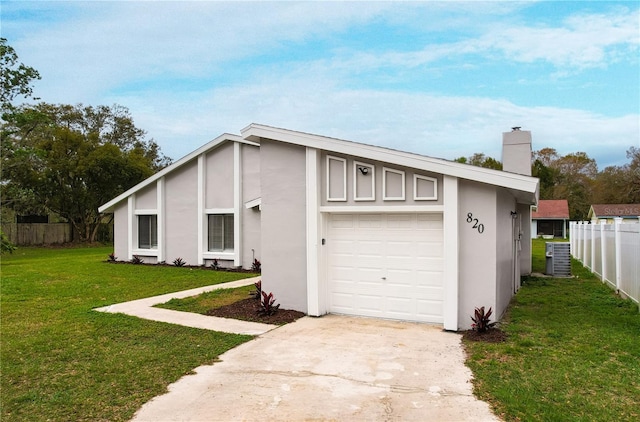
99, 124, 539, 331
587, 204, 640, 224
531, 199, 570, 238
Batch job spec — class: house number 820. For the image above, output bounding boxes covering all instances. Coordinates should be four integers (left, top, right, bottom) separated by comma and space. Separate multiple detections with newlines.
466, 212, 485, 234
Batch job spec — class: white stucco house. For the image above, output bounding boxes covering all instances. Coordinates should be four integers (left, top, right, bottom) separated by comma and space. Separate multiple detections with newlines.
99, 124, 539, 331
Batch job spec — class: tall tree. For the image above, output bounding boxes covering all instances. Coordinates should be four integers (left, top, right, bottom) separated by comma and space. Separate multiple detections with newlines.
0, 38, 41, 112
1, 103, 171, 242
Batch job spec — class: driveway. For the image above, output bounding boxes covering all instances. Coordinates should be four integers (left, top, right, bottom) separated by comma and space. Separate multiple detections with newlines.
131, 315, 499, 421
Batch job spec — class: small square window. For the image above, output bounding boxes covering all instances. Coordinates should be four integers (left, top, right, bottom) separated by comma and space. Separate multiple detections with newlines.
208, 214, 234, 252
138, 215, 158, 249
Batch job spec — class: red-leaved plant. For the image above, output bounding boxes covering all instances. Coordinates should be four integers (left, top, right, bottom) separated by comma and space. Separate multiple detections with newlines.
471, 306, 497, 332
251, 280, 262, 300
258, 291, 280, 316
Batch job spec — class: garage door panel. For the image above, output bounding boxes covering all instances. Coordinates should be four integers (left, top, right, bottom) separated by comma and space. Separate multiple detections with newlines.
415, 241, 444, 257
357, 214, 383, 228
357, 269, 385, 283
415, 286, 444, 300
416, 271, 444, 287
417, 214, 444, 229
327, 213, 444, 324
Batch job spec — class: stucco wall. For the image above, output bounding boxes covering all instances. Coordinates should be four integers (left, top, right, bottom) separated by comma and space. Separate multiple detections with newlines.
518, 203, 532, 275
495, 188, 517, 319
241, 144, 261, 267
205, 143, 234, 209
458, 180, 497, 329
135, 184, 157, 209
260, 140, 308, 312
165, 160, 198, 265
113, 202, 129, 260
320, 153, 443, 207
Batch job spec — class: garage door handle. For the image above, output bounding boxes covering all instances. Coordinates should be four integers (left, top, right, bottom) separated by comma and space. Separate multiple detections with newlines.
381, 277, 386, 280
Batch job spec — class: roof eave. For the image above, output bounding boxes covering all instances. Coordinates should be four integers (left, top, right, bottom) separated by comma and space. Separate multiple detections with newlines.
242, 123, 539, 204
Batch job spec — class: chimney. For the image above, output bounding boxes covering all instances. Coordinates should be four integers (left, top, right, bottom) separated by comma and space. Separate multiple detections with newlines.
502, 127, 532, 176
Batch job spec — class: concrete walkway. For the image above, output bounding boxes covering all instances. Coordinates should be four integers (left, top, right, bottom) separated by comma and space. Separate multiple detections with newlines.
95, 280, 500, 421
94, 276, 277, 335
131, 315, 500, 422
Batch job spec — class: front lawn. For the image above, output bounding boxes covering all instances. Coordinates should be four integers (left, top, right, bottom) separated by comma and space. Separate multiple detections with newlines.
0, 246, 255, 422
464, 239, 640, 421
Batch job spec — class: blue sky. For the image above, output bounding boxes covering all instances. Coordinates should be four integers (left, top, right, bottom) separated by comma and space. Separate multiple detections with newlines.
2, 1, 639, 168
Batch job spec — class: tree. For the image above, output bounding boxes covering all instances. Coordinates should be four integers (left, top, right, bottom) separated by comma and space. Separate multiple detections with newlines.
0, 38, 41, 112
1, 103, 171, 242
453, 152, 503, 170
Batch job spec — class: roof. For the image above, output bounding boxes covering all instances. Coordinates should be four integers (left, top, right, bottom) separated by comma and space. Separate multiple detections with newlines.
241, 123, 539, 205
98, 123, 540, 213
98, 134, 259, 213
588, 204, 640, 218
532, 199, 569, 219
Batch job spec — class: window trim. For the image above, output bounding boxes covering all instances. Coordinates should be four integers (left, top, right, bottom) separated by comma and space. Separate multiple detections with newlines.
414, 174, 438, 201
353, 160, 375, 201
382, 167, 406, 201
326, 155, 347, 202
207, 213, 235, 253
137, 213, 158, 251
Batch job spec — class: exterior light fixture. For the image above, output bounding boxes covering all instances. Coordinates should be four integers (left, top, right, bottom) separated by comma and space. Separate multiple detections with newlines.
358, 166, 369, 175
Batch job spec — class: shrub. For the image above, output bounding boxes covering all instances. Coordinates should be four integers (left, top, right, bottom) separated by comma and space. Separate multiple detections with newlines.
173, 257, 186, 267
1, 230, 16, 254
257, 291, 280, 316
251, 258, 261, 273
471, 306, 497, 332
131, 255, 143, 265
209, 259, 219, 270
250, 280, 262, 300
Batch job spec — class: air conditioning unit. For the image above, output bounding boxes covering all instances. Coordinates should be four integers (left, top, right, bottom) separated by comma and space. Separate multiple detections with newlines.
545, 242, 571, 277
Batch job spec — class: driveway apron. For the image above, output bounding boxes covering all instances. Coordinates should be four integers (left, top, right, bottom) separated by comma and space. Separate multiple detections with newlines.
131, 315, 499, 421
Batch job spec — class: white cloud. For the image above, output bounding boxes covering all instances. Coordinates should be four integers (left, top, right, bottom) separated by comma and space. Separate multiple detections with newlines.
113, 75, 639, 169
5, 1, 638, 170
482, 9, 639, 69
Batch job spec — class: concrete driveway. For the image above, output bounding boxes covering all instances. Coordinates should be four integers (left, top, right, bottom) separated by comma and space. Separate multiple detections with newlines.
131, 315, 499, 422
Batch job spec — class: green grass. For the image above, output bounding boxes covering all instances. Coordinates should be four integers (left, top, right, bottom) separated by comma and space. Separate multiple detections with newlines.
465, 239, 640, 421
156, 284, 255, 314
0, 246, 255, 422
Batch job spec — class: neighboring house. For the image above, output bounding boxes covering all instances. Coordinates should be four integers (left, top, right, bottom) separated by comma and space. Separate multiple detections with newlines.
531, 199, 570, 238
99, 125, 539, 331
587, 204, 640, 224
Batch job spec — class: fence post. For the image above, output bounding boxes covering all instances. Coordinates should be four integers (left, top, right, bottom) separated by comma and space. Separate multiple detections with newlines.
590, 222, 596, 271
614, 217, 622, 293
575, 221, 582, 261
569, 222, 574, 256
582, 221, 589, 264
600, 220, 607, 283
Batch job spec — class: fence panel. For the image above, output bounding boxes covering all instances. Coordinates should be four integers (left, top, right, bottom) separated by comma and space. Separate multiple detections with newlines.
604, 226, 617, 289
1, 223, 72, 246
592, 227, 602, 278
571, 221, 639, 307
619, 224, 640, 303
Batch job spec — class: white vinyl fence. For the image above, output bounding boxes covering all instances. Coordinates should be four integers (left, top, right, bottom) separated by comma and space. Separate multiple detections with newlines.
569, 220, 640, 309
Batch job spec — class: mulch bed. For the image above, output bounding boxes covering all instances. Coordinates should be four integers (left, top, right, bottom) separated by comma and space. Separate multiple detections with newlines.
461, 328, 508, 343
206, 297, 306, 325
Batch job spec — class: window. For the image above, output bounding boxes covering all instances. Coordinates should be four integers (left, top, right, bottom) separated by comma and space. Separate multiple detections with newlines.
208, 214, 234, 252
138, 215, 158, 249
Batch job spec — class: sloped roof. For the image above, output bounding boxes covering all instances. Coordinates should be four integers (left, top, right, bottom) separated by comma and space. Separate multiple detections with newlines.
242, 123, 539, 205
98, 134, 258, 213
532, 199, 569, 219
98, 123, 541, 213
589, 204, 640, 218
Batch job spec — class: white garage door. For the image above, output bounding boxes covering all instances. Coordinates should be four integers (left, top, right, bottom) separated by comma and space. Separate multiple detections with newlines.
327, 213, 444, 324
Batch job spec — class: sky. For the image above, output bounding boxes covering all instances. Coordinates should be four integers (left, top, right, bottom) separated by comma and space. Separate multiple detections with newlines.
2, 0, 639, 169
